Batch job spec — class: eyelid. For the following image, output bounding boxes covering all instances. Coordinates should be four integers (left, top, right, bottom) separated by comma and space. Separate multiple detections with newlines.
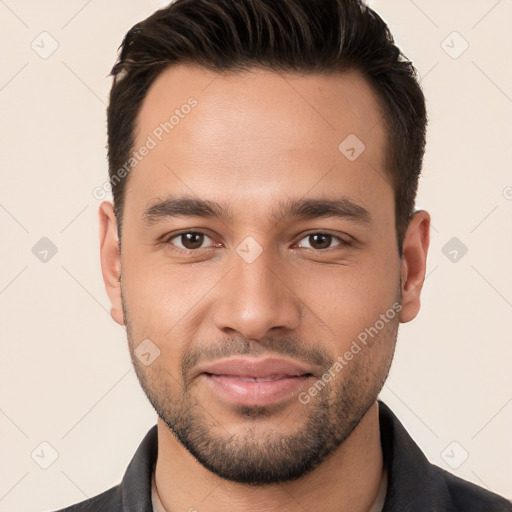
294, 231, 352, 250
162, 230, 218, 252
162, 229, 353, 253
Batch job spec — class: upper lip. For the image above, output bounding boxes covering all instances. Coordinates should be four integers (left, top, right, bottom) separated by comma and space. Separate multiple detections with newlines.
198, 357, 314, 379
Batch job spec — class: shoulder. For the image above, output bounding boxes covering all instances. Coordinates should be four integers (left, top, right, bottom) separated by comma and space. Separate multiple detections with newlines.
51, 484, 122, 512
437, 466, 512, 511
378, 401, 512, 511
51, 425, 158, 512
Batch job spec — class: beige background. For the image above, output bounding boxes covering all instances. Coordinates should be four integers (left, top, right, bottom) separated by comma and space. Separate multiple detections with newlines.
1, 0, 511, 510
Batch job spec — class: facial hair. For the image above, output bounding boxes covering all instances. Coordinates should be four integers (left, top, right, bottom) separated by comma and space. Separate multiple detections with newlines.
122, 288, 400, 486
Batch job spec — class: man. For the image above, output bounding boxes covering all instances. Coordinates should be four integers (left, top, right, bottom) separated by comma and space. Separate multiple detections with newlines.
56, 0, 512, 510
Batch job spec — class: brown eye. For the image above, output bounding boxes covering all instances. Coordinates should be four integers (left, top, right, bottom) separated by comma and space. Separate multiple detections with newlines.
309, 234, 332, 249
181, 233, 205, 249
167, 232, 212, 251
296, 233, 346, 250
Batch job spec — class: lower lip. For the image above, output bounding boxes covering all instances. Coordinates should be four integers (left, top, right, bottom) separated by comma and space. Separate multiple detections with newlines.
203, 374, 312, 406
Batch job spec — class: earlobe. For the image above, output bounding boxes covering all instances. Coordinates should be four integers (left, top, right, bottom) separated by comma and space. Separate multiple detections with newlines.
399, 210, 430, 324
99, 201, 125, 326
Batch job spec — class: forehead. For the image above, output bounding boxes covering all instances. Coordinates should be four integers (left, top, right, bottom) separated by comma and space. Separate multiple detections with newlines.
126, 64, 391, 225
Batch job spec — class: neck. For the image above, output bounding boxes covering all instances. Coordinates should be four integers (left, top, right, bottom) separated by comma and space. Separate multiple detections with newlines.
154, 401, 384, 512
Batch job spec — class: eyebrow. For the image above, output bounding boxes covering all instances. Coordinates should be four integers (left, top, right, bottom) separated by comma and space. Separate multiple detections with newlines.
142, 194, 371, 225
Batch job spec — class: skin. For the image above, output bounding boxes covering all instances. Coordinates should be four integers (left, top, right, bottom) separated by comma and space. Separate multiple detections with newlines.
99, 64, 430, 512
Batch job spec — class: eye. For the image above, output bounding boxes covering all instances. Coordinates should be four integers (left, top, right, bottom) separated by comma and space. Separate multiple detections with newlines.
295, 232, 349, 251
162, 231, 351, 253
165, 231, 215, 251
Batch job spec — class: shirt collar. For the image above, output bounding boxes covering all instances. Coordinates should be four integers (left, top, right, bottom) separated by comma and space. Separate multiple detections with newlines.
118, 400, 448, 511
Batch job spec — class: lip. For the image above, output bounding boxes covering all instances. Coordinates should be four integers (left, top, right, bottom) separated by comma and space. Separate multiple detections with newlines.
198, 357, 315, 406
198, 356, 314, 378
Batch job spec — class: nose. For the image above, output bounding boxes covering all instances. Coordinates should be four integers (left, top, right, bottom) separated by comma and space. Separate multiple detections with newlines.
212, 247, 302, 341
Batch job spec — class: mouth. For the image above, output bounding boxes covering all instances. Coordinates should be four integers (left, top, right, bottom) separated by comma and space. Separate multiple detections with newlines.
210, 375, 301, 382
198, 357, 315, 406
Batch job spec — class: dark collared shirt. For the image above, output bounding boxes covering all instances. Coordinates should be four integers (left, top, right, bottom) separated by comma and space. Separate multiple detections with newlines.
54, 401, 512, 511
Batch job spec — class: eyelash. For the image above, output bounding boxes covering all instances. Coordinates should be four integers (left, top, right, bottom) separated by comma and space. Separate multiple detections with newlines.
161, 230, 352, 254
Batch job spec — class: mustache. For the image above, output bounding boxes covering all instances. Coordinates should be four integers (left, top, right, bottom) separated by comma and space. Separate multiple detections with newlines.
181, 336, 332, 381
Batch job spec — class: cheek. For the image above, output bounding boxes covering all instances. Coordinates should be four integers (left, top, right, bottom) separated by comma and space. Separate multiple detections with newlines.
120, 253, 219, 346
296, 254, 400, 346
121, 220, 400, 353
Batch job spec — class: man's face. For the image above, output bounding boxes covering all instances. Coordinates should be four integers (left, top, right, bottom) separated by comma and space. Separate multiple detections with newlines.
105, 65, 411, 484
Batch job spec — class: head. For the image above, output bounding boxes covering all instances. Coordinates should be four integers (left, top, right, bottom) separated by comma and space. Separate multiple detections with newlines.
100, 0, 430, 485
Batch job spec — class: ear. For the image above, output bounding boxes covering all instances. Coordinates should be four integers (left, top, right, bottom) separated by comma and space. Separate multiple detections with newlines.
99, 201, 124, 326
399, 210, 430, 323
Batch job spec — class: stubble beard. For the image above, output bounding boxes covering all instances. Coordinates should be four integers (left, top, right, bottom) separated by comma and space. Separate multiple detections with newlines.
122, 290, 399, 485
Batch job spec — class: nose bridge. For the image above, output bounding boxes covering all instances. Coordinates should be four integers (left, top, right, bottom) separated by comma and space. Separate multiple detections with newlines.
212, 243, 301, 339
